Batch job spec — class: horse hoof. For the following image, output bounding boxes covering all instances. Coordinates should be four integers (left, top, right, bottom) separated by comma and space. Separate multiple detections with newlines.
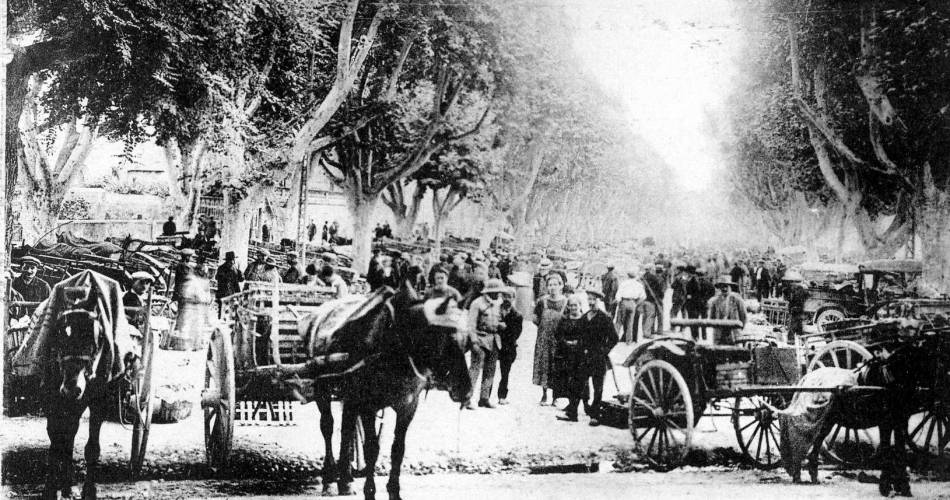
322, 483, 338, 496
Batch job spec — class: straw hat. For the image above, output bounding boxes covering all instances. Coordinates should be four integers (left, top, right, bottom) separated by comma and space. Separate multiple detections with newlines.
482, 278, 506, 294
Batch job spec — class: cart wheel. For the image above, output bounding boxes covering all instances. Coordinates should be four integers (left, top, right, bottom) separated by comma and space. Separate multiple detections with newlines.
628, 360, 694, 471
807, 340, 871, 372
130, 324, 158, 478
814, 307, 846, 331
732, 395, 787, 469
202, 327, 235, 472
807, 341, 878, 466
908, 403, 950, 458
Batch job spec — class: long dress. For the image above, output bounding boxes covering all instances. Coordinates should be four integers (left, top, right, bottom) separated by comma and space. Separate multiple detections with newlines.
551, 316, 591, 401
532, 295, 567, 388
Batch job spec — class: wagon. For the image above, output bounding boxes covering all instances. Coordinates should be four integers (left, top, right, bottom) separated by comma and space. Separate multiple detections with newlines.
797, 298, 950, 464
614, 318, 892, 471
202, 281, 363, 471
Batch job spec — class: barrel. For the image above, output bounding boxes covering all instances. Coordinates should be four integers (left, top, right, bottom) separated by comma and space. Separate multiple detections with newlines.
163, 275, 214, 351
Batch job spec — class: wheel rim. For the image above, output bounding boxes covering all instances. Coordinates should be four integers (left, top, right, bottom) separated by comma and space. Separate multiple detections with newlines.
130, 327, 156, 478
807, 341, 877, 465
908, 405, 950, 457
628, 360, 694, 470
203, 328, 235, 470
733, 396, 786, 469
816, 309, 845, 331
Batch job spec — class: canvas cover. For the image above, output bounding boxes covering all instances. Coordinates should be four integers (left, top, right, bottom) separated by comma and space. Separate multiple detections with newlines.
11, 270, 139, 383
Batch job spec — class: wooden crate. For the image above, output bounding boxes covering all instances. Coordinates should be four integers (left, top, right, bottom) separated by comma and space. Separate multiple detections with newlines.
752, 346, 800, 385
715, 362, 751, 390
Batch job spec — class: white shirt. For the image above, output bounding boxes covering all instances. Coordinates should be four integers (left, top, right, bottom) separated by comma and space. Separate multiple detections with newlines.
615, 279, 646, 301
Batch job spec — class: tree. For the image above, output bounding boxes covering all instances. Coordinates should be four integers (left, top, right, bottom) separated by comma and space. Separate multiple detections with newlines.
730, 1, 950, 288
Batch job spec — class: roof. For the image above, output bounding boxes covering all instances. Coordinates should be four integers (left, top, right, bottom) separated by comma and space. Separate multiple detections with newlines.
859, 259, 923, 274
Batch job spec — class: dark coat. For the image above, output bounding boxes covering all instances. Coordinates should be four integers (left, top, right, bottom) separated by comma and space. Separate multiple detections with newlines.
752, 266, 771, 291
642, 271, 666, 306
551, 316, 592, 400
601, 270, 619, 305
585, 309, 618, 376
498, 303, 524, 361
11, 275, 51, 303
215, 263, 244, 299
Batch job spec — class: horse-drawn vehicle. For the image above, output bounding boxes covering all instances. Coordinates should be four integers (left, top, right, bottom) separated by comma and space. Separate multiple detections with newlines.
207, 280, 471, 498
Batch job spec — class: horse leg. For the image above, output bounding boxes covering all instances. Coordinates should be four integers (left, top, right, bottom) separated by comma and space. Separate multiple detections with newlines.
317, 397, 337, 496
878, 424, 899, 497
337, 404, 358, 496
44, 409, 67, 500
386, 401, 417, 500
360, 410, 381, 500
808, 420, 834, 484
893, 422, 912, 497
82, 401, 105, 500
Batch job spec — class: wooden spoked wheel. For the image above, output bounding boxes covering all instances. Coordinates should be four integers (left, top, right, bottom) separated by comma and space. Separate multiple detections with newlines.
807, 340, 878, 466
732, 395, 787, 469
202, 327, 235, 471
908, 403, 950, 458
628, 360, 694, 471
129, 326, 157, 478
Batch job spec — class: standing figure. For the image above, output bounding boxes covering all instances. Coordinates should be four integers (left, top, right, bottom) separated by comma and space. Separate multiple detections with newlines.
615, 269, 646, 343
532, 258, 553, 302
162, 216, 177, 236
214, 251, 244, 316
670, 265, 688, 322
307, 220, 317, 242
123, 271, 154, 328
465, 279, 507, 409
600, 264, 619, 316
683, 266, 706, 340
532, 273, 567, 406
321, 221, 329, 242
552, 295, 590, 422
282, 254, 302, 284
641, 265, 666, 338
584, 289, 618, 426
496, 287, 523, 405
782, 271, 808, 344
706, 277, 747, 345
261, 223, 270, 243
752, 259, 771, 301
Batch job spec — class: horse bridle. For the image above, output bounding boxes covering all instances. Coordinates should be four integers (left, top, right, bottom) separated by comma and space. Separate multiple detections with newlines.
55, 308, 104, 384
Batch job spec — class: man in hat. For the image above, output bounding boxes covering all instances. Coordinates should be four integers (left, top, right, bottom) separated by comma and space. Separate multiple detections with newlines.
752, 259, 771, 301
282, 254, 302, 284
162, 216, 177, 236
584, 289, 618, 426
615, 267, 646, 343
782, 270, 808, 343
464, 278, 508, 409
172, 249, 195, 303
124, 271, 155, 328
670, 264, 690, 323
533, 258, 553, 300
496, 286, 523, 406
601, 264, 619, 316
641, 264, 667, 337
215, 251, 244, 315
249, 255, 281, 284
487, 256, 502, 280
307, 220, 317, 242
244, 249, 270, 282
706, 276, 747, 345
12, 256, 51, 303
683, 266, 707, 340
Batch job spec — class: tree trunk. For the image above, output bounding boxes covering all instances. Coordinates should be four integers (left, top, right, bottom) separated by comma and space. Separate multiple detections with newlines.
917, 164, 950, 292
394, 183, 425, 237
17, 188, 60, 245
347, 190, 378, 275
219, 189, 257, 271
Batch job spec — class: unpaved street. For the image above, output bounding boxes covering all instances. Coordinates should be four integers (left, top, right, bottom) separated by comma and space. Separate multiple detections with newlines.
3, 322, 948, 498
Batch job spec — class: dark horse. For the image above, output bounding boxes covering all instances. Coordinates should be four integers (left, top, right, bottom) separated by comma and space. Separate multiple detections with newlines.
782, 334, 949, 496
303, 283, 472, 500
36, 272, 139, 500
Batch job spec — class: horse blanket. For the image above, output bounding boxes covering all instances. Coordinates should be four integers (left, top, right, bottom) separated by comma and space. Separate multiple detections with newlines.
777, 367, 857, 480
11, 270, 139, 384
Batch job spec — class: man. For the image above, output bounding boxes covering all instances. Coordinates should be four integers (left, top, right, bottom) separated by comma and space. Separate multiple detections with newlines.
641, 264, 667, 337
752, 259, 771, 301
244, 250, 270, 282
321, 221, 329, 243
162, 216, 177, 236
497, 253, 513, 283
487, 256, 502, 280
601, 264, 620, 316
496, 287, 523, 406
532, 258, 553, 300
123, 271, 155, 328
584, 289, 618, 426
683, 266, 706, 340
448, 253, 471, 296
318, 265, 349, 299
670, 265, 689, 322
215, 251, 244, 313
172, 249, 195, 302
773, 259, 788, 298
425, 266, 463, 301
462, 263, 489, 309
329, 221, 339, 243
706, 276, 747, 345
12, 256, 51, 303
615, 268, 646, 343
730, 260, 746, 295
465, 279, 507, 409
248, 255, 281, 283
782, 270, 808, 344
307, 220, 317, 242
261, 223, 270, 243
282, 254, 303, 284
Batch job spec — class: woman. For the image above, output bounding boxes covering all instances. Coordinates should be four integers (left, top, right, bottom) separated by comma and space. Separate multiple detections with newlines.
532, 273, 568, 406
551, 295, 590, 421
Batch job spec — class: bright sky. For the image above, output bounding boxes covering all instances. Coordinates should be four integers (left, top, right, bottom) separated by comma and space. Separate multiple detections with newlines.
565, 0, 742, 191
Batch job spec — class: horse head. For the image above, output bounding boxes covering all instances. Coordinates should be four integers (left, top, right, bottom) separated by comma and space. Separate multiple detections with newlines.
52, 286, 103, 401
398, 293, 472, 404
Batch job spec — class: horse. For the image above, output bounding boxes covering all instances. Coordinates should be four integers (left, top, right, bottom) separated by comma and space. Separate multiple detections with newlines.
301, 282, 472, 500
779, 334, 949, 496
30, 272, 140, 500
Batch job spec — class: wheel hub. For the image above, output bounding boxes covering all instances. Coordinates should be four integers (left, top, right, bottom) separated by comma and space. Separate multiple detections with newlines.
652, 407, 666, 418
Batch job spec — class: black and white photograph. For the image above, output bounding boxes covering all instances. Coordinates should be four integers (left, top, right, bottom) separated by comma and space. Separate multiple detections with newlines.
1, 0, 949, 498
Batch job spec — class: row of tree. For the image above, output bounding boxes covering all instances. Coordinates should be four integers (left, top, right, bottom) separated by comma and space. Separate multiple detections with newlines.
6, 0, 671, 270
726, 0, 950, 288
